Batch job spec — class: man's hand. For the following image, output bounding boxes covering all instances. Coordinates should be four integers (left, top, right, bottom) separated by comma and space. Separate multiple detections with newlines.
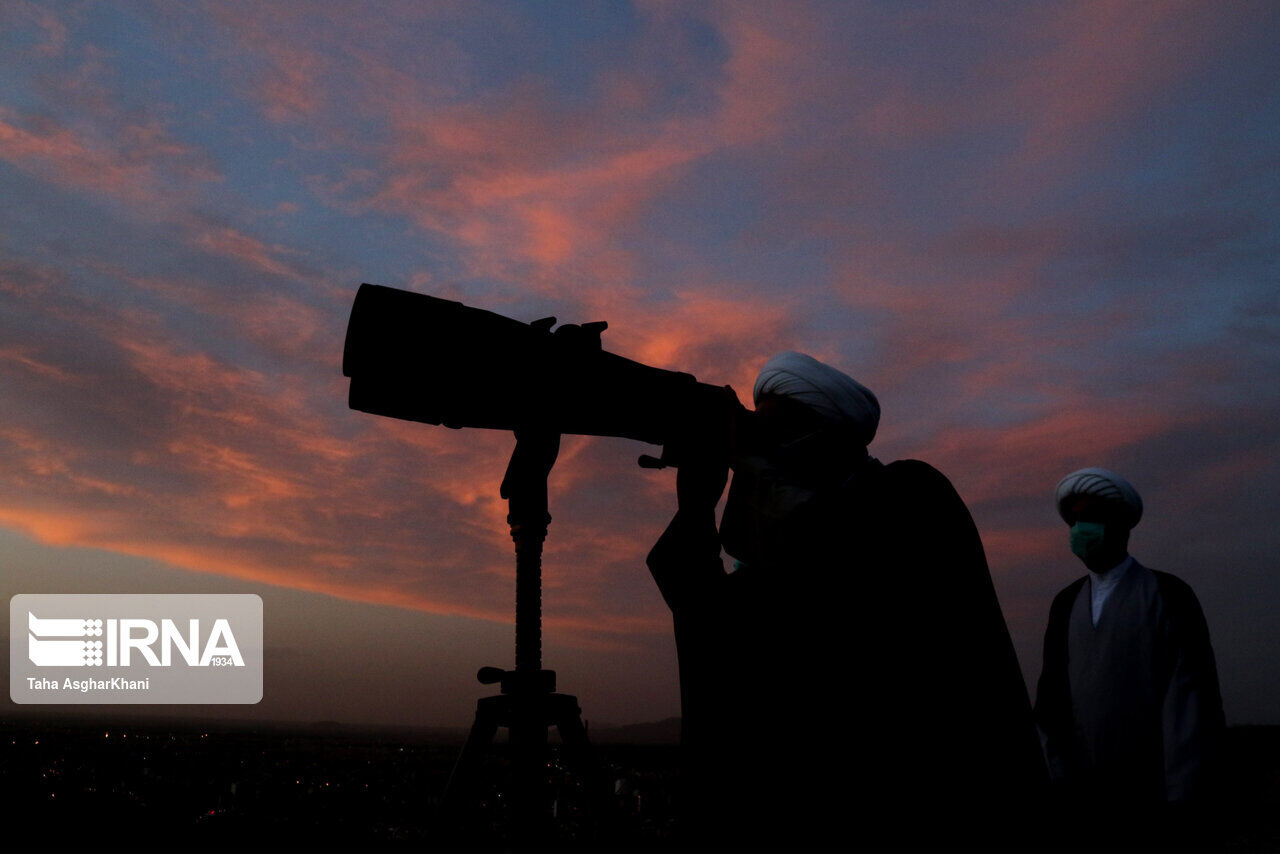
669, 384, 741, 518
647, 385, 741, 608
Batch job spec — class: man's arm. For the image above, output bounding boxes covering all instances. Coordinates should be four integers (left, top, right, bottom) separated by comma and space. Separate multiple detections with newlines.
646, 507, 725, 611
644, 387, 740, 768
1156, 572, 1226, 803
645, 383, 739, 611
1036, 579, 1086, 783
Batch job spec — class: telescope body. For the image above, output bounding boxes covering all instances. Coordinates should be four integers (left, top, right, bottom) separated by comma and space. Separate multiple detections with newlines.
342, 283, 725, 446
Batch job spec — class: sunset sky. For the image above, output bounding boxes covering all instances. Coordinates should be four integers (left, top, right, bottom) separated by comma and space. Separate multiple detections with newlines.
2, 1, 1277, 728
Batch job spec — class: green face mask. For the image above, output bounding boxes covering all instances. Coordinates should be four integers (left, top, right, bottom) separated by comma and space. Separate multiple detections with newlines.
1069, 521, 1107, 561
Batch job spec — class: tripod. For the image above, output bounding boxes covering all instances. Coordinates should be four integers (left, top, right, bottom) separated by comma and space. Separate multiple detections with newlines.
443, 430, 597, 841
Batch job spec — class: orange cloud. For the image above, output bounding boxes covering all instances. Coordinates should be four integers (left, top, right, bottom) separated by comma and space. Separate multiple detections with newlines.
0, 346, 79, 384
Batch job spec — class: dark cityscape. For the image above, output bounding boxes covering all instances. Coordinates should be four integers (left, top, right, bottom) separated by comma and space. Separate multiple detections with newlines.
0, 712, 686, 848
2, 714, 1278, 848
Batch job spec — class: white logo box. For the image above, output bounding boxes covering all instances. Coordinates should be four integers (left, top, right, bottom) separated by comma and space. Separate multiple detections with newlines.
10, 594, 262, 704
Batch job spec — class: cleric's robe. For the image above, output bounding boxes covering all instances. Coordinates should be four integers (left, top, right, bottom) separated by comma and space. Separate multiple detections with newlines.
649, 457, 1047, 845
1035, 560, 1224, 805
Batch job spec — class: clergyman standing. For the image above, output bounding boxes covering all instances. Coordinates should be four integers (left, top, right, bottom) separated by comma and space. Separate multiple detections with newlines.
1035, 467, 1225, 841
648, 351, 1046, 846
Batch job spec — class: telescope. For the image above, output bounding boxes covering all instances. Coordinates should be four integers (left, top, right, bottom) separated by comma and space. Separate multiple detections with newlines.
341, 283, 732, 453
341, 282, 737, 838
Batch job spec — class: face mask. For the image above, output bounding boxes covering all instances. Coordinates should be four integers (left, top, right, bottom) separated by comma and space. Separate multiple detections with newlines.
719, 453, 822, 570
1069, 521, 1108, 562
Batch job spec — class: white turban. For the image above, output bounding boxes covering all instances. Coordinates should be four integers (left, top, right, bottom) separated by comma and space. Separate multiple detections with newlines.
1055, 467, 1143, 529
753, 351, 880, 445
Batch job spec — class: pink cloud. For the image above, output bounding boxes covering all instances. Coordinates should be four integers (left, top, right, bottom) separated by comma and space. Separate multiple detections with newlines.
0, 346, 79, 384
915, 405, 1177, 503
0, 1, 69, 58
0, 111, 152, 201
0, 108, 216, 205
189, 225, 310, 280
0, 8, 220, 205
1005, 0, 1224, 162
361, 97, 705, 286
222, 3, 823, 293
710, 3, 812, 144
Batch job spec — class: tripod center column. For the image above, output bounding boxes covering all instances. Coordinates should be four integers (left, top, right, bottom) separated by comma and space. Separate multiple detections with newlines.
500, 428, 560, 678
511, 514, 549, 674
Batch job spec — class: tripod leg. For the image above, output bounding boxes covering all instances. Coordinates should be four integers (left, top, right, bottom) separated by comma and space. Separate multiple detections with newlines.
444, 697, 501, 807
554, 700, 593, 773
551, 694, 604, 835
508, 695, 552, 839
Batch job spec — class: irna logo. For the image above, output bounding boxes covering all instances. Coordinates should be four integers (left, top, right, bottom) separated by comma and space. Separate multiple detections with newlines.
28, 612, 245, 668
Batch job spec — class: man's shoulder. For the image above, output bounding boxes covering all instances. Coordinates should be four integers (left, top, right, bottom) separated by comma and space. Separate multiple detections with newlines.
1051, 576, 1089, 611
884, 457, 947, 481
1147, 565, 1207, 617
1149, 565, 1196, 595
876, 459, 979, 522
1041, 578, 1088, 646
881, 458, 960, 497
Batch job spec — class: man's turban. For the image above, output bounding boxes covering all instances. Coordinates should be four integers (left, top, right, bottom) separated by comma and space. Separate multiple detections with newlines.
1055, 467, 1143, 529
753, 351, 880, 446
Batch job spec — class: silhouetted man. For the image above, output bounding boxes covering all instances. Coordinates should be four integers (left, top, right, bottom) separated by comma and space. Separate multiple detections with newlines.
1035, 468, 1224, 841
647, 351, 1045, 847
